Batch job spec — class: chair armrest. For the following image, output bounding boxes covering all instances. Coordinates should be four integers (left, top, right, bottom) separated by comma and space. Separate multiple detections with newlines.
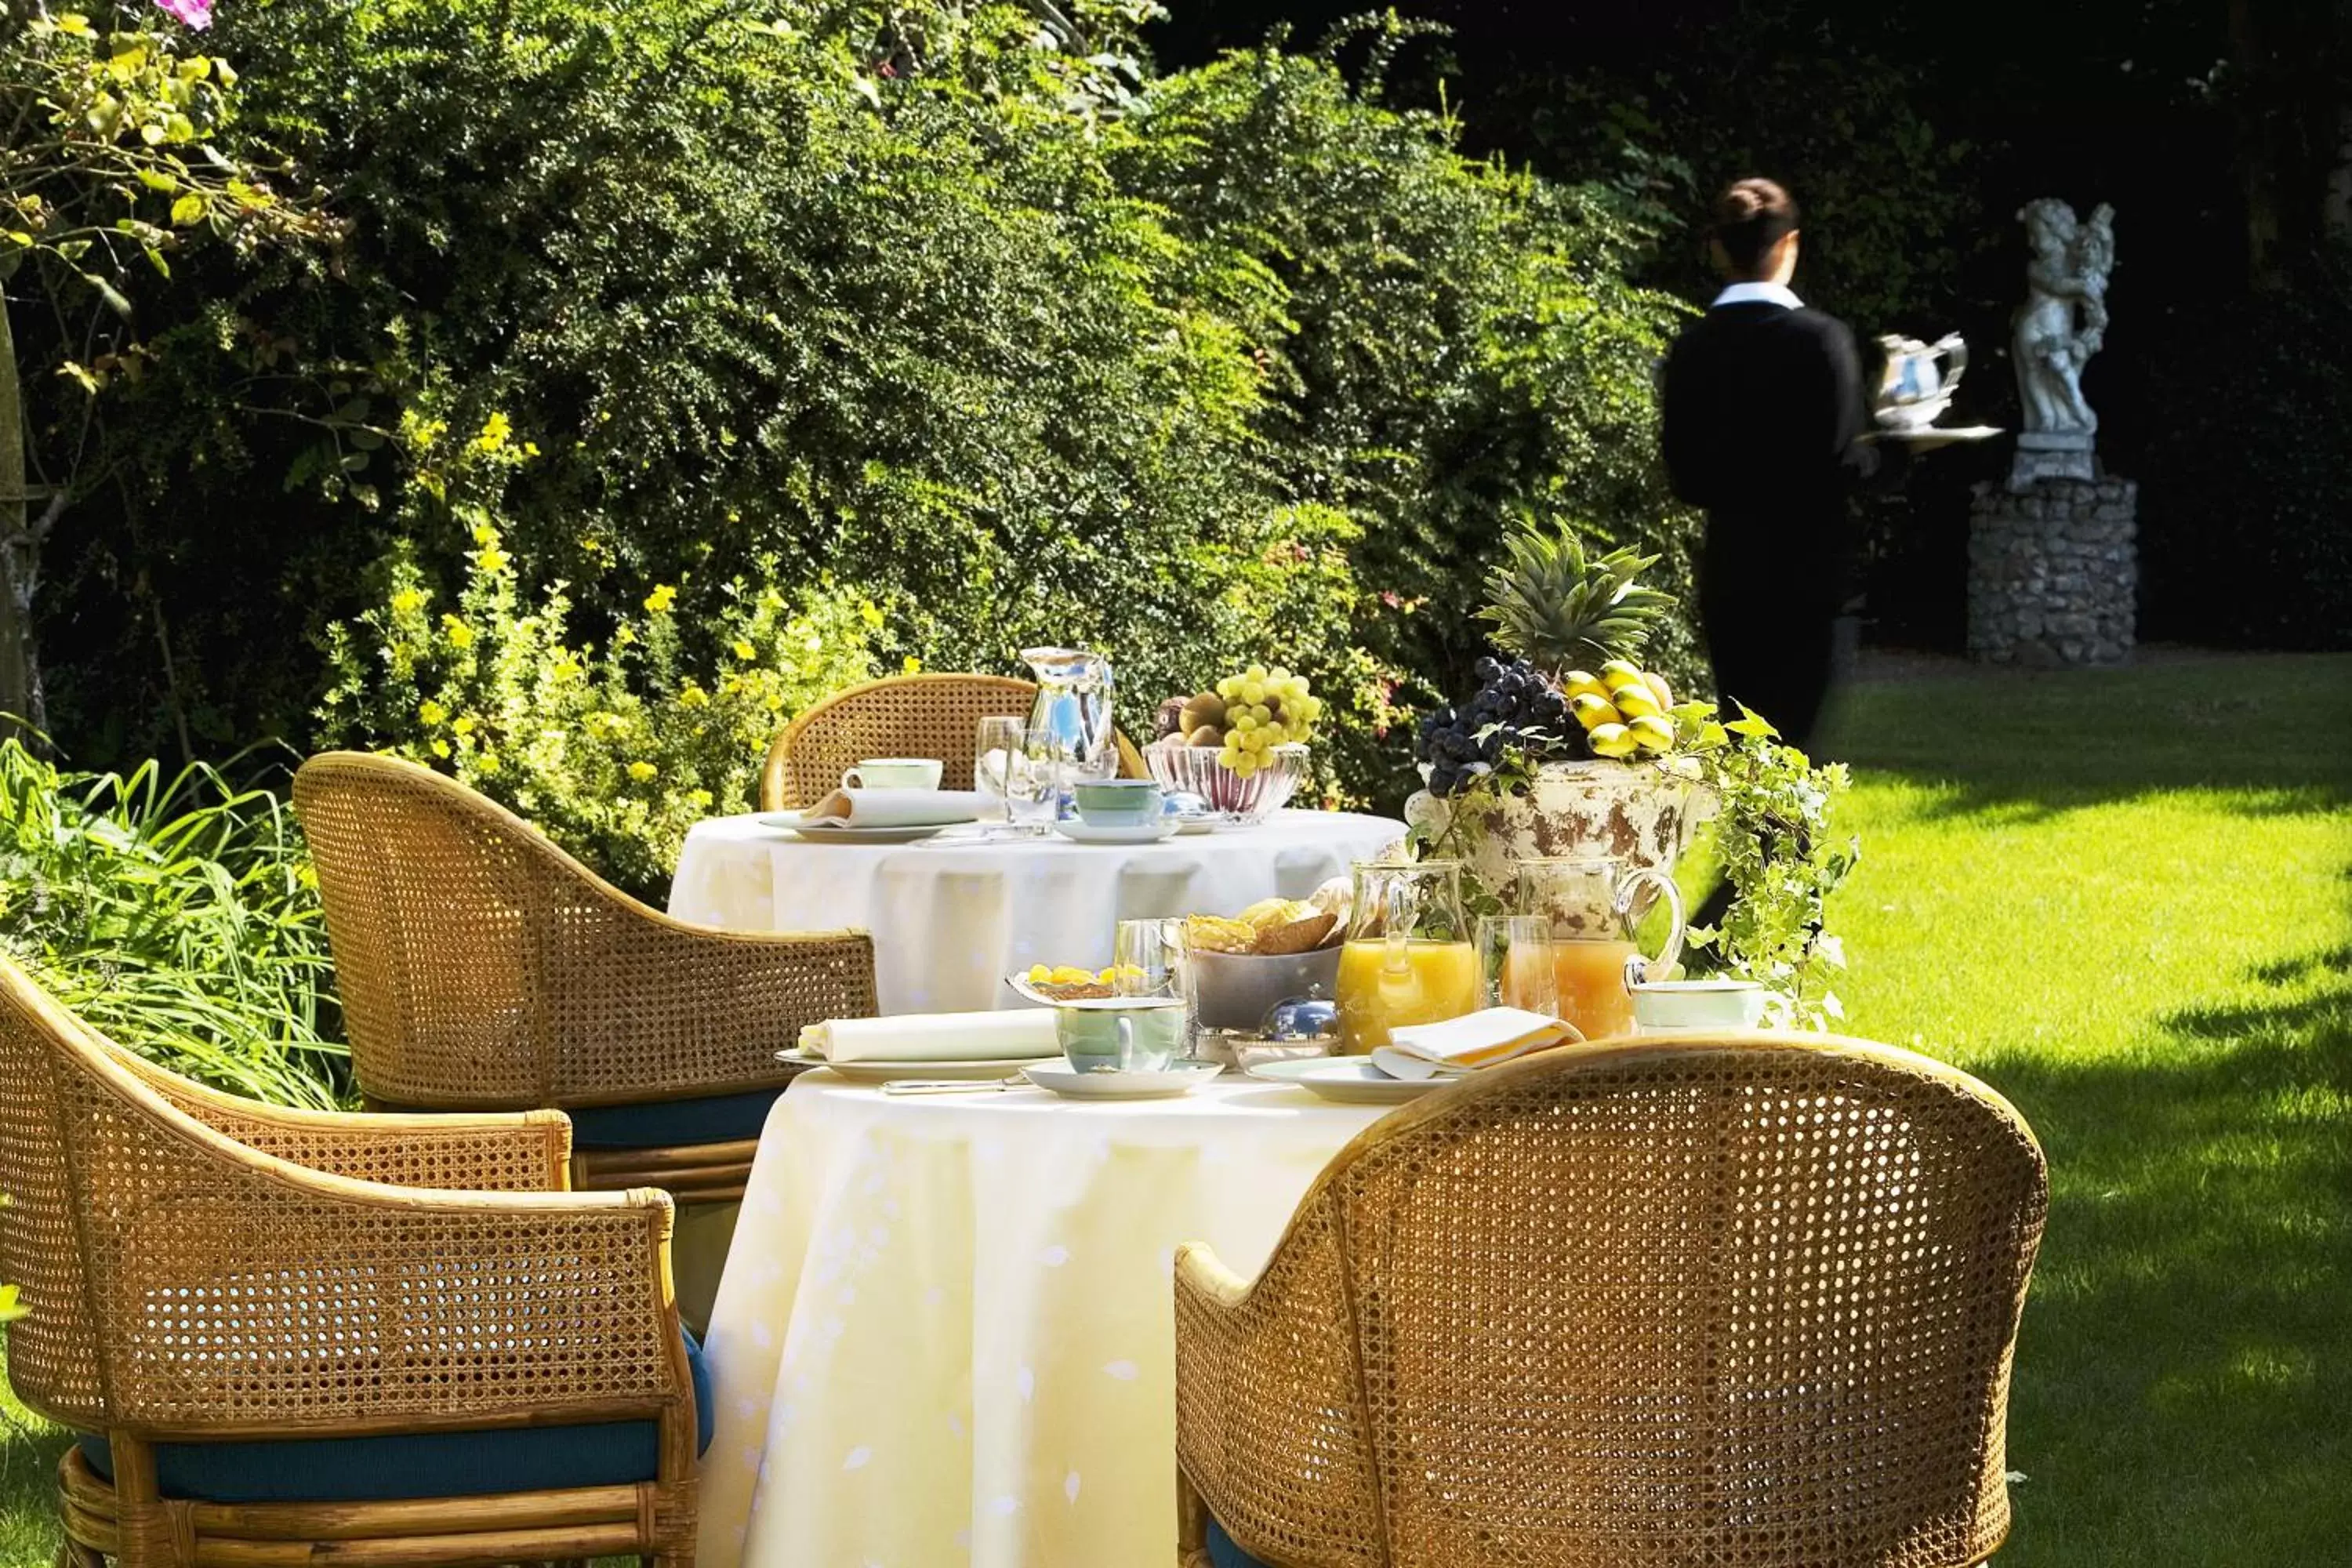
101, 1042, 572, 1191
1174, 1229, 1383, 1568
545, 906, 877, 1104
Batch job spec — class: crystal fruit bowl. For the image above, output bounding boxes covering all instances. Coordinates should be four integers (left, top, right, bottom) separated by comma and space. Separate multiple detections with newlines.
1145, 742, 1308, 823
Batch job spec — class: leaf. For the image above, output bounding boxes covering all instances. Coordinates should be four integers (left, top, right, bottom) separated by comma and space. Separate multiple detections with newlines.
169, 193, 205, 227
145, 247, 169, 279
136, 168, 178, 193
80, 273, 134, 319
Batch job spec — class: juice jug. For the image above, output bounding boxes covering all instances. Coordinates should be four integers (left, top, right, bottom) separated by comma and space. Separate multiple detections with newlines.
1512, 857, 1687, 1041
1334, 860, 1479, 1055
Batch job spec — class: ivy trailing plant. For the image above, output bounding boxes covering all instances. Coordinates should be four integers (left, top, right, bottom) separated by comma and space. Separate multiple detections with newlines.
1687, 706, 1859, 1029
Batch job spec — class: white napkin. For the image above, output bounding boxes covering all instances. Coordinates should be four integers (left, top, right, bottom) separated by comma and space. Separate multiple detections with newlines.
801, 788, 988, 828
1370, 1007, 1584, 1081
798, 1010, 1061, 1064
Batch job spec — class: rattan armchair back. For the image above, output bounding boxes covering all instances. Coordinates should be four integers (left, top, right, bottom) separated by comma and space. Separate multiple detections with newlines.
1175, 1033, 2048, 1568
294, 751, 874, 1118
0, 954, 700, 1564
761, 672, 1147, 810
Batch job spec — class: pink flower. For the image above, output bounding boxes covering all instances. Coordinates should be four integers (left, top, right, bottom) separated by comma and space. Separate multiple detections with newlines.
153, 0, 213, 30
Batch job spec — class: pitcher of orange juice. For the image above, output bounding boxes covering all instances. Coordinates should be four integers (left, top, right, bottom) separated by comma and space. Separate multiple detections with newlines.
1334, 860, 1479, 1054
1512, 857, 1686, 1042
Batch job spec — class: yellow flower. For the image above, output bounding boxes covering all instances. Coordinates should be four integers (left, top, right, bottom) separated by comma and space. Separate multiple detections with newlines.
418, 699, 447, 726
731, 638, 757, 662
677, 684, 710, 710
390, 586, 427, 616
614, 624, 636, 647
476, 750, 501, 775
644, 583, 678, 614
452, 715, 476, 737
471, 521, 499, 548
429, 739, 451, 759
858, 601, 884, 630
442, 615, 474, 650
550, 655, 582, 682
901, 654, 923, 675
473, 412, 512, 453
476, 544, 509, 574
627, 760, 658, 782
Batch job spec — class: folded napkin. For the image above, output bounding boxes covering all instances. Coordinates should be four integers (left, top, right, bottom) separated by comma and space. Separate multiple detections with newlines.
1370, 1007, 1584, 1081
799, 1009, 1061, 1064
801, 788, 988, 829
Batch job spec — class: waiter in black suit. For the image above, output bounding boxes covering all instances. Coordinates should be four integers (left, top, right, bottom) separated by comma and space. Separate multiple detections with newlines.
1661, 177, 1881, 755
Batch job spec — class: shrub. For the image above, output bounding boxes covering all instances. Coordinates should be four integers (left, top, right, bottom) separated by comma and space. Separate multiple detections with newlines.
318, 518, 884, 901
0, 737, 343, 1108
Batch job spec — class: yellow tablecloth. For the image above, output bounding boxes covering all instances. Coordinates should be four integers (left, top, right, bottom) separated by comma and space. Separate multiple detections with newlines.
697, 1073, 1392, 1567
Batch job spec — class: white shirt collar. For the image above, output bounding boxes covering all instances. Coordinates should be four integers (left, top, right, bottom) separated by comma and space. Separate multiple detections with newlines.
1711, 281, 1803, 310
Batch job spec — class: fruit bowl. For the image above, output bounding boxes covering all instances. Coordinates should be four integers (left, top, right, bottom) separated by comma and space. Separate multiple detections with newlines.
1145, 742, 1308, 823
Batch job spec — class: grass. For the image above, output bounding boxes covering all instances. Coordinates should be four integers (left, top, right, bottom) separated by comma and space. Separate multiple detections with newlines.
0, 650, 2345, 1564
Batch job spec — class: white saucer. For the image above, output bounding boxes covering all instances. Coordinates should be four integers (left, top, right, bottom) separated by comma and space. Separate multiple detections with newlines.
760, 815, 971, 844
776, 1048, 1049, 1083
1051, 818, 1180, 845
1021, 1061, 1224, 1100
1247, 1056, 1450, 1104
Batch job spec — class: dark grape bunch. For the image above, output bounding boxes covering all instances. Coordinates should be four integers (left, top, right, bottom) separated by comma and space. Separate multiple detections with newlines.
1414, 655, 1574, 796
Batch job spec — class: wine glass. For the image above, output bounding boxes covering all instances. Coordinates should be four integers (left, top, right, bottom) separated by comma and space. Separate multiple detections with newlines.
1476, 914, 1561, 1018
993, 723, 1061, 833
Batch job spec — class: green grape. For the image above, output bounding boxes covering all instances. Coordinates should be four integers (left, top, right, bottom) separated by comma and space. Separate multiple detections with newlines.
1245, 663, 1268, 682
1218, 745, 1243, 769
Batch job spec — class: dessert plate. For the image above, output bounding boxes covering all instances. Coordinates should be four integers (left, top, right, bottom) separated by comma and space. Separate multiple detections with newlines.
1020, 1061, 1224, 1100
759, 815, 969, 844
1247, 1056, 1453, 1105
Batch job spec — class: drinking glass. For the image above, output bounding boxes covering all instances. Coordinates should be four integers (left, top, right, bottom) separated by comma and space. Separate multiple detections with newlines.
974, 716, 1022, 822
1475, 915, 1561, 1018
984, 722, 1060, 833
1112, 917, 1186, 1000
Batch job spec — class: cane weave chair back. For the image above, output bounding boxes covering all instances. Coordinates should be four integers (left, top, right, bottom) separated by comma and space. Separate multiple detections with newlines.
0, 954, 701, 1565
294, 751, 875, 1117
1174, 1033, 2048, 1568
760, 672, 1147, 811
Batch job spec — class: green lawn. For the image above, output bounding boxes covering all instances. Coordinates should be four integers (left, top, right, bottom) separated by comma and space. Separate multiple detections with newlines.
2, 651, 2346, 1565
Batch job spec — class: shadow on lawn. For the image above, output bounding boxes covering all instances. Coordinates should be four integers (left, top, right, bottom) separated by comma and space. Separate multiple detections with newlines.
1820, 652, 2352, 824
1976, 938, 2352, 1563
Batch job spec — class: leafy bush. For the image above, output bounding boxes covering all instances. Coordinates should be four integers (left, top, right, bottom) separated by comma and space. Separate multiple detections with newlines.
0, 737, 343, 1108
318, 517, 884, 900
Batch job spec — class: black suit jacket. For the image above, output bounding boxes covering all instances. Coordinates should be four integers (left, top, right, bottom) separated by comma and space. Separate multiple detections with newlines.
1660, 300, 1878, 615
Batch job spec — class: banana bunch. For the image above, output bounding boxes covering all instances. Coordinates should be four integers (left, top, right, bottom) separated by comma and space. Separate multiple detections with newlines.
1564, 660, 1677, 759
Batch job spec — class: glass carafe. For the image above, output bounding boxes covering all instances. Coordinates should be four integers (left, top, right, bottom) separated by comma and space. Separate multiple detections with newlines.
1512, 857, 1686, 1041
1021, 647, 1118, 782
1334, 860, 1479, 1055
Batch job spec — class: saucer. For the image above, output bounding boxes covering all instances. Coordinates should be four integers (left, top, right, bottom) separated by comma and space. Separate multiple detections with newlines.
1051, 818, 1180, 845
760, 815, 970, 844
1246, 1057, 1449, 1104
1021, 1061, 1223, 1100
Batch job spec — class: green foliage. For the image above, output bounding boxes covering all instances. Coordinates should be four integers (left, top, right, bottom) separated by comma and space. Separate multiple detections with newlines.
0, 735, 343, 1108
1688, 708, 1857, 1028
318, 521, 883, 900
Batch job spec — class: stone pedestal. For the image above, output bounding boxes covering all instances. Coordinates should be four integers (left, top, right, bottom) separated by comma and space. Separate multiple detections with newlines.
1967, 477, 2137, 666
2009, 430, 2096, 490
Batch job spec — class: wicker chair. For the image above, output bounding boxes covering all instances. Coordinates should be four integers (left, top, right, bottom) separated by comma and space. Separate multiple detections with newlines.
760, 671, 1149, 811
293, 752, 876, 1201
1175, 1032, 2049, 1568
0, 953, 704, 1566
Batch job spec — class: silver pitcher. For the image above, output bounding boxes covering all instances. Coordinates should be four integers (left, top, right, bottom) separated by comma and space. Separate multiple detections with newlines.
1020, 647, 1118, 780
1874, 332, 1967, 430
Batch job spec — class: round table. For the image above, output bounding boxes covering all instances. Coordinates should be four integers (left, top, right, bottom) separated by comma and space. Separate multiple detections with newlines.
696, 1073, 1392, 1568
668, 809, 1405, 1014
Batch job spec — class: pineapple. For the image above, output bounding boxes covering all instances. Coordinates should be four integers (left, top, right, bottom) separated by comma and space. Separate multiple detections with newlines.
1479, 525, 1674, 676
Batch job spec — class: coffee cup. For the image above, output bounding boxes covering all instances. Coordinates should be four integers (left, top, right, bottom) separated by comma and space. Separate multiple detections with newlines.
1072, 778, 1163, 827
841, 758, 943, 791
1054, 997, 1186, 1073
1627, 977, 1769, 1034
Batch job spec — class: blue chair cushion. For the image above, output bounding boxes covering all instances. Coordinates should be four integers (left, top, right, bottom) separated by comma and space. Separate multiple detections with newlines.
564, 1087, 786, 1150
1207, 1517, 1276, 1568
79, 1330, 713, 1504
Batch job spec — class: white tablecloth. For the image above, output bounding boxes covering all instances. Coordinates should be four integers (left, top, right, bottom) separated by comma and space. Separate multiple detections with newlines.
668, 809, 1404, 1014
697, 1073, 1390, 1568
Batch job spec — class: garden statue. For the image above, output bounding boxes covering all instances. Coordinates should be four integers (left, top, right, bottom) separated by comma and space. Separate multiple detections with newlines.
2009, 198, 2116, 489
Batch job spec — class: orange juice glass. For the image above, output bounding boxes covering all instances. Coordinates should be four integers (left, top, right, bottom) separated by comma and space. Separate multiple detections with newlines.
1547, 938, 1642, 1040
1335, 938, 1480, 1054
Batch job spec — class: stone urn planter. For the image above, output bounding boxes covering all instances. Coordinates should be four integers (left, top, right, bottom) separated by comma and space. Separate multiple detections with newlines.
1404, 757, 1711, 907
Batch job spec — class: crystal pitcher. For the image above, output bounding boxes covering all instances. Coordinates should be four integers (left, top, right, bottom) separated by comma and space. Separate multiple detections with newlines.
1334, 860, 1478, 1055
1020, 647, 1118, 782
1512, 856, 1687, 1041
